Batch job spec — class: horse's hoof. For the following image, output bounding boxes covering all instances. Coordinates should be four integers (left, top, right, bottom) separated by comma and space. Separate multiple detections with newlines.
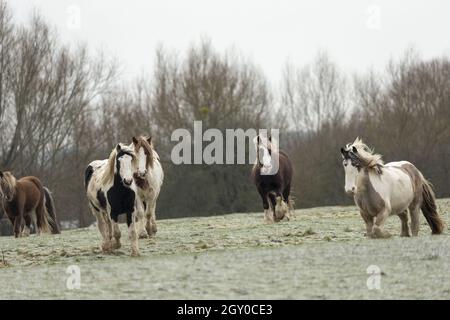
112, 241, 121, 249
373, 227, 391, 239
138, 232, 148, 239
131, 250, 141, 257
366, 232, 376, 239
400, 233, 411, 237
101, 242, 113, 253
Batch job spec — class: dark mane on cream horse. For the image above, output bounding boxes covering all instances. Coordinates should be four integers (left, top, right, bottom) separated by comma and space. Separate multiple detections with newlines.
251, 134, 293, 223
0, 171, 60, 237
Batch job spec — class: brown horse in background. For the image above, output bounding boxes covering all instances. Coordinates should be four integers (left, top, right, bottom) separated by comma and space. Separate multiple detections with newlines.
0, 171, 60, 237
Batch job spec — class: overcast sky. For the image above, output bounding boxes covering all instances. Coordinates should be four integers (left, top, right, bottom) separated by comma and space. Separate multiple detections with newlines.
10, 0, 450, 83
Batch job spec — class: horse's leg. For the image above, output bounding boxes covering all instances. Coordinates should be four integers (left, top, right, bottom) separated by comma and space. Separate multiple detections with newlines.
136, 198, 148, 239
269, 192, 283, 222
360, 210, 374, 238
398, 210, 411, 237
282, 183, 291, 204
102, 211, 113, 246
127, 211, 140, 257
373, 208, 392, 239
111, 218, 121, 250
7, 214, 15, 233
274, 194, 288, 221
93, 208, 112, 253
282, 183, 292, 220
22, 214, 32, 237
258, 188, 272, 223
13, 210, 23, 238
146, 200, 158, 237
409, 205, 421, 236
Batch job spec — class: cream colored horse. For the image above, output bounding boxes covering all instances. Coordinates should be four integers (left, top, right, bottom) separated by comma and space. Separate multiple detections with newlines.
131, 136, 164, 238
341, 138, 445, 238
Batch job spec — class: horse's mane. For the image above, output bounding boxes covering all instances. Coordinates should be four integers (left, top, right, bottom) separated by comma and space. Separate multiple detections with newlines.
101, 147, 118, 186
0, 172, 17, 200
346, 137, 384, 170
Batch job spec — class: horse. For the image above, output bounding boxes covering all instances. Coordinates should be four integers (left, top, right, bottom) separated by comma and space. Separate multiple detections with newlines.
84, 143, 144, 256
341, 137, 445, 238
251, 134, 293, 223
131, 136, 164, 238
0, 171, 60, 238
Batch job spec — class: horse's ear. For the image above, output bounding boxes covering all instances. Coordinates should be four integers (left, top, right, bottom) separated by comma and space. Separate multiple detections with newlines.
352, 146, 358, 153
146, 136, 152, 145
116, 144, 122, 152
132, 136, 138, 145
340, 147, 345, 155
0, 171, 3, 178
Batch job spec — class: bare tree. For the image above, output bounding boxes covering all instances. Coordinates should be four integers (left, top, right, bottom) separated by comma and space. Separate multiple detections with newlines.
282, 51, 348, 136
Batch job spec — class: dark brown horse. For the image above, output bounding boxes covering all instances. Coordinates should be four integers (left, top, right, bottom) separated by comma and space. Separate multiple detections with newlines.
0, 171, 60, 237
251, 134, 293, 223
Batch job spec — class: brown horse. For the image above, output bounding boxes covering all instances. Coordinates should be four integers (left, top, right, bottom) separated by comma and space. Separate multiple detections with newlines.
251, 134, 293, 223
0, 171, 60, 238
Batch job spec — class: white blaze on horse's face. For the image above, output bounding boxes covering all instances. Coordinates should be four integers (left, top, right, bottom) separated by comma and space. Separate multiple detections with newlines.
254, 135, 272, 168
343, 158, 359, 195
259, 145, 272, 169
137, 147, 147, 178
118, 154, 134, 187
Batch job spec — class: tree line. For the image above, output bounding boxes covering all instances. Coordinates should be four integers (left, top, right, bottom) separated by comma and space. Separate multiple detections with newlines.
0, 1, 449, 232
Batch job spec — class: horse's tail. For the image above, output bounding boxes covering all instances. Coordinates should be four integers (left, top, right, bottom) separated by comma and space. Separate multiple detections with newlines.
421, 179, 445, 235
43, 187, 60, 234
27, 178, 51, 234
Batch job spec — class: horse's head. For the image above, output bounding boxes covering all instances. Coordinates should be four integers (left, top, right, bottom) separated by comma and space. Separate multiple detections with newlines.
114, 144, 136, 187
254, 134, 277, 171
132, 136, 154, 179
341, 145, 361, 195
0, 171, 16, 201
341, 137, 383, 195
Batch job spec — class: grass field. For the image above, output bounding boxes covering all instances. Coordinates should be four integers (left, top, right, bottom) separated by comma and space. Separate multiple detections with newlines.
1, 198, 450, 299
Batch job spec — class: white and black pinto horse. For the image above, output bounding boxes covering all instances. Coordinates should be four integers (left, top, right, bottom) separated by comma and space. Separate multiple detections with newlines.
131, 136, 164, 238
251, 134, 293, 223
85, 143, 144, 256
341, 138, 445, 238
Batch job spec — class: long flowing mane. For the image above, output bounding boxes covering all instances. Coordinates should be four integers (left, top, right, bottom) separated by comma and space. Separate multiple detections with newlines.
0, 172, 17, 201
345, 137, 384, 170
101, 147, 118, 186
